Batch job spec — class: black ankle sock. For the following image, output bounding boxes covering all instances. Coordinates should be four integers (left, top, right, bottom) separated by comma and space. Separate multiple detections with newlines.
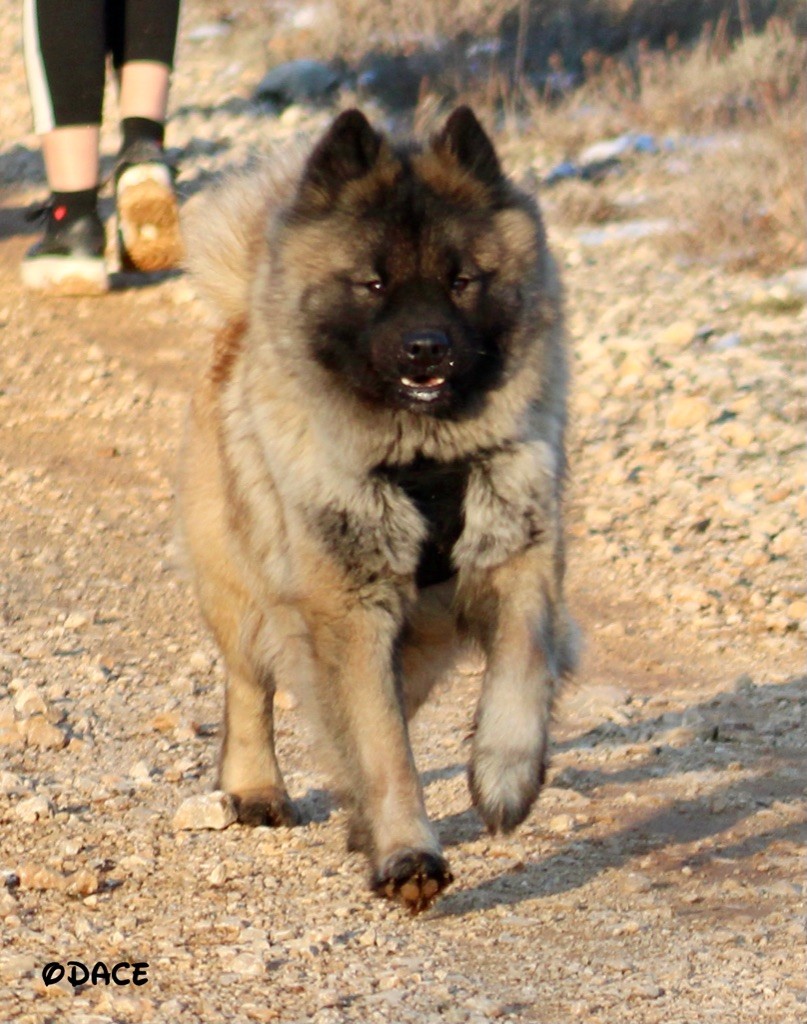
120, 117, 165, 152
50, 187, 99, 228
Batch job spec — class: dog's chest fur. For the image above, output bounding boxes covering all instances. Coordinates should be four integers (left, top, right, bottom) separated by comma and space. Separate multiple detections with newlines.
310, 440, 551, 589
373, 457, 469, 588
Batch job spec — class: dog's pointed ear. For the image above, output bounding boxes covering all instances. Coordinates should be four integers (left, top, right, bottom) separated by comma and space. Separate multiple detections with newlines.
433, 107, 503, 187
297, 109, 383, 208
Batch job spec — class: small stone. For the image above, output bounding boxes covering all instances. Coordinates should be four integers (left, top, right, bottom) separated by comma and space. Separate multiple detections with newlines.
63, 611, 91, 630
665, 396, 711, 429
150, 711, 180, 732
585, 507, 613, 530
15, 794, 55, 823
226, 952, 265, 977
671, 583, 712, 609
622, 872, 653, 893
1, 953, 37, 978
613, 919, 642, 936
175, 720, 201, 742
766, 611, 793, 633
547, 813, 576, 834
786, 600, 807, 622
728, 474, 765, 498
541, 787, 591, 808
657, 319, 698, 350
560, 683, 630, 720
629, 983, 664, 1000
17, 863, 64, 890
208, 863, 228, 887
188, 649, 214, 673
129, 760, 154, 783
23, 717, 67, 750
717, 420, 755, 447
12, 686, 48, 717
618, 351, 652, 379
22, 642, 48, 660
0, 701, 17, 728
316, 989, 341, 1010
770, 527, 802, 557
0, 726, 24, 750
65, 869, 101, 896
172, 791, 237, 831
0, 770, 31, 795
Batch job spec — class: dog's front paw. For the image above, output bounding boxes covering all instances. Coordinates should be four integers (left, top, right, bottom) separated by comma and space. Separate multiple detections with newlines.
231, 787, 300, 827
469, 745, 547, 834
372, 849, 453, 914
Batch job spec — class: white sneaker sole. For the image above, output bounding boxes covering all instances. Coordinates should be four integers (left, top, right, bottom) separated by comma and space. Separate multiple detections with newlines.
21, 254, 109, 296
117, 164, 183, 272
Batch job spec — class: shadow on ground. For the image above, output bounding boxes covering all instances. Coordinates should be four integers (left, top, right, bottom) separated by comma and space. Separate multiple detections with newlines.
430, 675, 806, 916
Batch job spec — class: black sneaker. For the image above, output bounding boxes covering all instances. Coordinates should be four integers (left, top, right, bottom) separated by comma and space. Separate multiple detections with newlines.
21, 207, 108, 295
115, 139, 183, 272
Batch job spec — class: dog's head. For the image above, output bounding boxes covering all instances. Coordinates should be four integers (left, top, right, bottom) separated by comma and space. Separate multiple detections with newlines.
277, 107, 551, 419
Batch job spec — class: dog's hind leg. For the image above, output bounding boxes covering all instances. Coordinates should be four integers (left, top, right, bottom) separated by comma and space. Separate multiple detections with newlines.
218, 660, 300, 828
207, 598, 302, 828
399, 579, 463, 720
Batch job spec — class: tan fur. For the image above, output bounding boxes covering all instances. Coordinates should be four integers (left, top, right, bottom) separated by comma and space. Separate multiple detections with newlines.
412, 149, 494, 207
178, 110, 576, 913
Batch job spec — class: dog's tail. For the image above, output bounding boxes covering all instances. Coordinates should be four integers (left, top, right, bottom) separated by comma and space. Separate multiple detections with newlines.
182, 157, 300, 322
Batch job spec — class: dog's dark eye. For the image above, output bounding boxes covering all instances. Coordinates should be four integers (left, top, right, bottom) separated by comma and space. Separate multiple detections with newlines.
363, 279, 385, 295
451, 276, 471, 296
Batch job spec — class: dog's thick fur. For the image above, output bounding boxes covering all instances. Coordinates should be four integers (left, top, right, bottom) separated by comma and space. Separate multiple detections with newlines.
179, 108, 577, 913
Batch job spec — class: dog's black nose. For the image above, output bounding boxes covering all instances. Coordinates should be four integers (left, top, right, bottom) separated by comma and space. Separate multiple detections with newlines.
402, 329, 450, 366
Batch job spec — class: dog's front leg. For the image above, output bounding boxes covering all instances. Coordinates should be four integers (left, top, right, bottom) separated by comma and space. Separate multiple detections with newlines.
461, 537, 576, 834
309, 593, 453, 912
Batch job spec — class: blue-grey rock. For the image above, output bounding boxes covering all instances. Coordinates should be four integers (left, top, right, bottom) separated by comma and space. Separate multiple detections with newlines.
254, 60, 342, 108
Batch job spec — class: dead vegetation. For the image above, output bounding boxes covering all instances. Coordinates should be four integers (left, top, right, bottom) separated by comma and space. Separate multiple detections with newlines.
220, 1, 805, 272
300, 2, 806, 274
526, 15, 806, 272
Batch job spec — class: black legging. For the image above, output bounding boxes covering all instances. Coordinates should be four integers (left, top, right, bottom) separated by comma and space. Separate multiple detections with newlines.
23, 0, 181, 131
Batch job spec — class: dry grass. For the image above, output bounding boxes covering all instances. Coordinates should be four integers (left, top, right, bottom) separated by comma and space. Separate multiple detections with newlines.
582, 14, 804, 133
269, 0, 512, 61
658, 101, 806, 273
548, 179, 628, 226
517, 17, 806, 273
263, 0, 805, 273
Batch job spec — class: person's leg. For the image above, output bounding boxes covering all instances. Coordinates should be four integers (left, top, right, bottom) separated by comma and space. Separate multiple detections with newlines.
119, 61, 171, 123
39, 128, 101, 193
113, 0, 180, 149
22, 0, 108, 293
112, 0, 183, 272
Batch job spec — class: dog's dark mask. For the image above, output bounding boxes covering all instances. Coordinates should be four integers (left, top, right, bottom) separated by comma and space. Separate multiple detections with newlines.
289, 108, 530, 419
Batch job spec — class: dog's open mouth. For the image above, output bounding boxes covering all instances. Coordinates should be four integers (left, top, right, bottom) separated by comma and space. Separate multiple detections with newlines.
400, 375, 446, 402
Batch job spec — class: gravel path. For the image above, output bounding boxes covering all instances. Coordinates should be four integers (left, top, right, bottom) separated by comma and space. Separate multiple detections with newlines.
1, 5, 804, 1022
